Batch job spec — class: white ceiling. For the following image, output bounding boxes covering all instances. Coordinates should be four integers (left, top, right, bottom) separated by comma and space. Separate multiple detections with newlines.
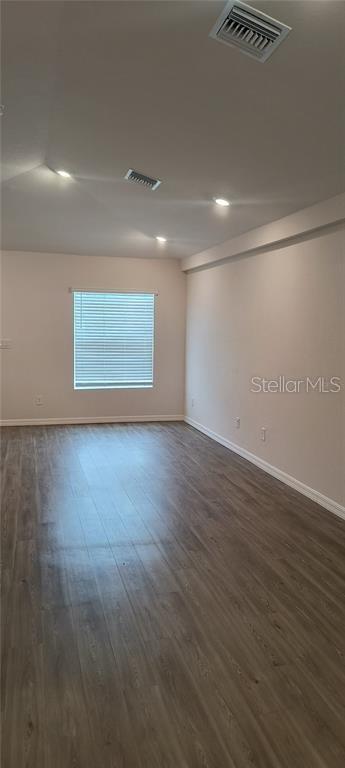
2, 0, 344, 259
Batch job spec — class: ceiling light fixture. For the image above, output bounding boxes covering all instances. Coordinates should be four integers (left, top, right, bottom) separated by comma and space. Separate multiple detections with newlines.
56, 169, 72, 178
156, 236, 167, 243
214, 197, 230, 207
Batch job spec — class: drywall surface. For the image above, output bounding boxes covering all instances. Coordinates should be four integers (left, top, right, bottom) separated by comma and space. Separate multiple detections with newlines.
1, 251, 186, 421
185, 225, 345, 507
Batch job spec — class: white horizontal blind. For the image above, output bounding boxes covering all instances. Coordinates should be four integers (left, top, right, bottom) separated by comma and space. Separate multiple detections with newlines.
74, 291, 155, 389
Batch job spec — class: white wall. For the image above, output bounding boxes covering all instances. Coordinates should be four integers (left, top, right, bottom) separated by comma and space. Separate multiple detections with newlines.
0, 251, 186, 422
185, 224, 345, 508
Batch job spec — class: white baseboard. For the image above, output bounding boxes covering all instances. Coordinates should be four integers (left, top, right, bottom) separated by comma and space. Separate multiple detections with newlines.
1, 412, 343, 521
185, 416, 345, 522
0, 414, 184, 427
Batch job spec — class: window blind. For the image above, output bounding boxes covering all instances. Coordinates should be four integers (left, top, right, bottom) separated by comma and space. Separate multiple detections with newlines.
74, 291, 155, 389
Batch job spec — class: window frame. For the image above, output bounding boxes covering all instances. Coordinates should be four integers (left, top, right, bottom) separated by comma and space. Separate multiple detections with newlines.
72, 289, 156, 391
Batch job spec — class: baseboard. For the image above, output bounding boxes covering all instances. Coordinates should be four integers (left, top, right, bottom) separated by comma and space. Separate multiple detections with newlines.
2, 412, 343, 521
185, 416, 345, 522
0, 414, 184, 427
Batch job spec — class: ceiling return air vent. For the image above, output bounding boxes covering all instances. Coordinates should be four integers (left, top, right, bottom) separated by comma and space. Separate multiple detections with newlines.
209, 1, 291, 62
125, 168, 161, 191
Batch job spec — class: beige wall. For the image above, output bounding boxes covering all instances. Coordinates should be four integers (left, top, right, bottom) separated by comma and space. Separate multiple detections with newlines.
1, 199, 344, 510
185, 225, 345, 507
0, 251, 186, 421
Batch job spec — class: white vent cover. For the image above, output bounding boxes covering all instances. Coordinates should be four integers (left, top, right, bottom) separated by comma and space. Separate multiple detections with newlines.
209, 1, 291, 62
125, 169, 161, 191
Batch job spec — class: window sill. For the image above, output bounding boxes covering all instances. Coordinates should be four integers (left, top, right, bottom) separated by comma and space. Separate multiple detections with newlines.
74, 384, 154, 391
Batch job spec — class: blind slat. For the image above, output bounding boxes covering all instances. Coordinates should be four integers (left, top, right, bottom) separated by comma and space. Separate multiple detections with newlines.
74, 291, 154, 389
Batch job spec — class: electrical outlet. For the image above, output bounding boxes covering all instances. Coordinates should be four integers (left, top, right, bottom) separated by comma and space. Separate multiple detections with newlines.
235, 417, 240, 429
261, 426, 267, 442
35, 395, 43, 406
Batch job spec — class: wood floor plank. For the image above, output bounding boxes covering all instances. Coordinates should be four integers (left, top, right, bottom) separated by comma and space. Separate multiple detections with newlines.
1, 422, 345, 768
42, 605, 98, 768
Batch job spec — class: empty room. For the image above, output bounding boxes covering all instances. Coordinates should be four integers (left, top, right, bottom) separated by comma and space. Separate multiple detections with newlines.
1, 1, 344, 766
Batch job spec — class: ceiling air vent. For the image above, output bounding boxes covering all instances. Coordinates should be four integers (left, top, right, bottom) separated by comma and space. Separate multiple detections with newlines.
125, 169, 161, 191
209, 1, 291, 62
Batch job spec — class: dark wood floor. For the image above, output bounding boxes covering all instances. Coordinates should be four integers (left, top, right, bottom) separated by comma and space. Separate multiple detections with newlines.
1, 422, 345, 768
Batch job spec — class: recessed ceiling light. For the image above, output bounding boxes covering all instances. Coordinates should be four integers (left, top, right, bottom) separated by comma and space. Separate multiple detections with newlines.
156, 236, 167, 243
214, 197, 230, 207
56, 169, 72, 178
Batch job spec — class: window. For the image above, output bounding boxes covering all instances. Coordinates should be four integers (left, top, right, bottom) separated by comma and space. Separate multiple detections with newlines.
73, 291, 155, 389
